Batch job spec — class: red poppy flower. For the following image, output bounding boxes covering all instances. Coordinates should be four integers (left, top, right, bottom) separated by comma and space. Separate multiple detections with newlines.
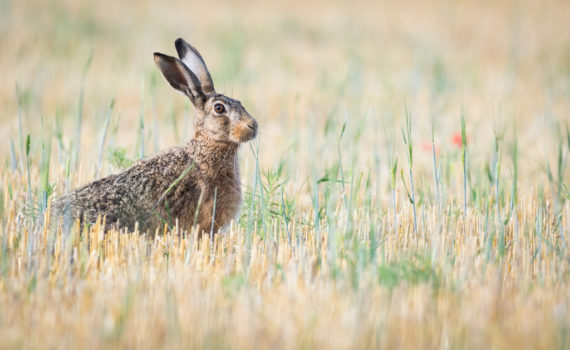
451, 132, 463, 148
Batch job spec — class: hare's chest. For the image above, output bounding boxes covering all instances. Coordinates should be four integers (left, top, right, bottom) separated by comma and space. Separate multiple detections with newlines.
198, 178, 242, 231
213, 180, 242, 222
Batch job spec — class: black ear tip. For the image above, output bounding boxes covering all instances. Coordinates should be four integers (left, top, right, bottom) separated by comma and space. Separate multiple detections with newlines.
175, 38, 188, 55
154, 53, 178, 67
153, 52, 165, 63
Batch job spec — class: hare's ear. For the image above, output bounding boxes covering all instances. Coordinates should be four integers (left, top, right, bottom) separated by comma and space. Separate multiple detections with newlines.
175, 38, 215, 94
154, 52, 206, 107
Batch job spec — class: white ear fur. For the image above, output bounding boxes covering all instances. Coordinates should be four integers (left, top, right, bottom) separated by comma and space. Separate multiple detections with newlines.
175, 38, 215, 94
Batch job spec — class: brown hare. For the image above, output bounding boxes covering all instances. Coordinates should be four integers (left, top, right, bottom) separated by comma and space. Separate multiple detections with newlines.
51, 38, 258, 235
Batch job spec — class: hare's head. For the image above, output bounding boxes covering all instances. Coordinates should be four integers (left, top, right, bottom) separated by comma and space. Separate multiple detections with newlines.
154, 38, 258, 144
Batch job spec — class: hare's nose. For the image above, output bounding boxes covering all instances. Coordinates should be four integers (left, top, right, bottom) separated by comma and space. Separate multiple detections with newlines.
247, 118, 258, 132
245, 118, 258, 138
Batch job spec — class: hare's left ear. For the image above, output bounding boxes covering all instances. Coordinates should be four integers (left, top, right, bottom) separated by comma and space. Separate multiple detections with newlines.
175, 38, 215, 94
154, 52, 206, 108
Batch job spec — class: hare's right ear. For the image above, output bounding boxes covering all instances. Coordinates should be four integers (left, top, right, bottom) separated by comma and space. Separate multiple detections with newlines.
154, 52, 206, 107
175, 38, 215, 94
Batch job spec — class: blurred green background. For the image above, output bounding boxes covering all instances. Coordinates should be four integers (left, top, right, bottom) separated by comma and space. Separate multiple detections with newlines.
0, 0, 568, 185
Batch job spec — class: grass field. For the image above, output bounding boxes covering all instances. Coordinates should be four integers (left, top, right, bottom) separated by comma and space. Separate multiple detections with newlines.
1, 0, 569, 348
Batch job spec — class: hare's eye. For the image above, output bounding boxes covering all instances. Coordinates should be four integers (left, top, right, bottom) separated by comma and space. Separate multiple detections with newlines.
214, 103, 225, 114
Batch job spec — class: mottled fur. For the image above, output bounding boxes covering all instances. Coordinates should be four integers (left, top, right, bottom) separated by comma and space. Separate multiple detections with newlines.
51, 38, 258, 235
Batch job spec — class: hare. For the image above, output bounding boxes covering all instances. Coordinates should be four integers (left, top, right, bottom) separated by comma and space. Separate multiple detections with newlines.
51, 38, 258, 235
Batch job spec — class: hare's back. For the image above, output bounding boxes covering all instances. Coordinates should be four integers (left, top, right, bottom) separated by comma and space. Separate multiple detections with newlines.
52, 146, 197, 231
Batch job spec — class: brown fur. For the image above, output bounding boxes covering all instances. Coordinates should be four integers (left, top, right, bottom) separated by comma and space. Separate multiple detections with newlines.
51, 38, 257, 235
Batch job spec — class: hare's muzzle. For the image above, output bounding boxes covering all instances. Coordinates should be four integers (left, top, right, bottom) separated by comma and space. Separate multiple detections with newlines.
247, 118, 258, 136
241, 117, 258, 142
230, 114, 258, 143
